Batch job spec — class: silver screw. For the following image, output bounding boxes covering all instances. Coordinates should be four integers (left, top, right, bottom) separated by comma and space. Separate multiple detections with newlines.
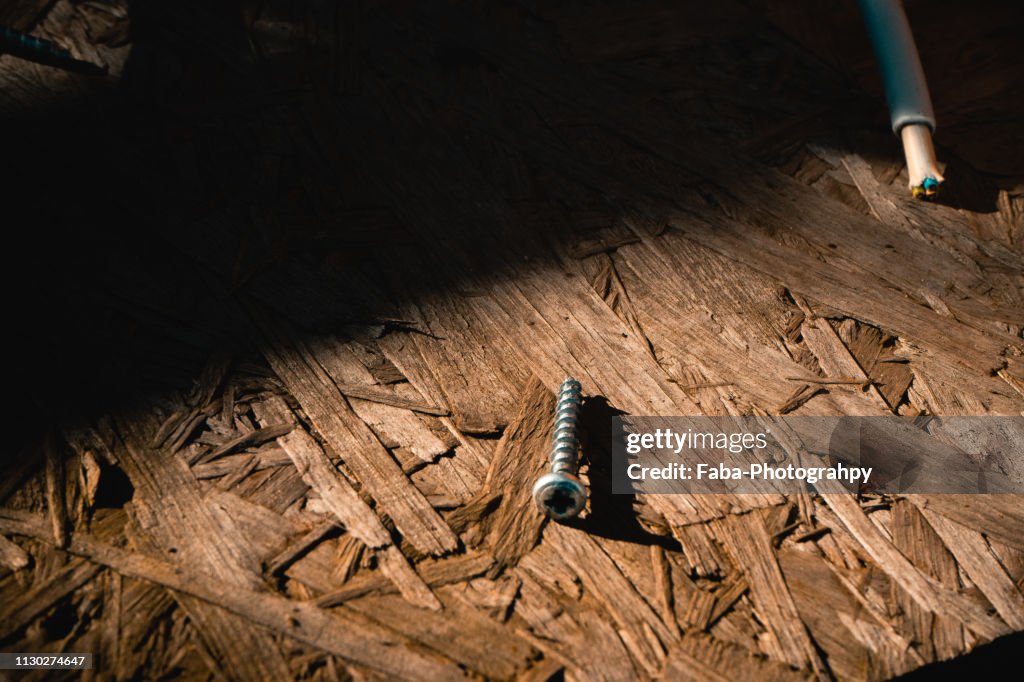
532, 377, 587, 520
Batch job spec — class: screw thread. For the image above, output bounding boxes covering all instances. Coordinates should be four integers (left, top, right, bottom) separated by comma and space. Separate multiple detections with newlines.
549, 378, 582, 474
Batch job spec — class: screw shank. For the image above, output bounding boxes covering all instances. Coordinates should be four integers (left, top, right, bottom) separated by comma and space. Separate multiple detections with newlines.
549, 378, 582, 475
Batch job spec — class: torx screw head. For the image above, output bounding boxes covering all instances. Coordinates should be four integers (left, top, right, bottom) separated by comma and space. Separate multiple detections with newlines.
532, 471, 587, 520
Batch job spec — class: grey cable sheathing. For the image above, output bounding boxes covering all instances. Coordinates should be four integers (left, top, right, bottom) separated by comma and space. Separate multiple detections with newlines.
858, 0, 936, 134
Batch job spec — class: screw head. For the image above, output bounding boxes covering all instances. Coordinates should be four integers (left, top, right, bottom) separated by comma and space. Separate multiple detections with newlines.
532, 472, 586, 520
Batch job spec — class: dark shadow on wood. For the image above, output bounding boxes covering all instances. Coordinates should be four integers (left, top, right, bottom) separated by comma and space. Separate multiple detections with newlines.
895, 629, 1024, 680
567, 395, 680, 551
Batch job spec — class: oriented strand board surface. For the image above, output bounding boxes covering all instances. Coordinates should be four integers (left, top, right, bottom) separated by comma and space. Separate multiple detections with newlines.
1, 0, 1023, 679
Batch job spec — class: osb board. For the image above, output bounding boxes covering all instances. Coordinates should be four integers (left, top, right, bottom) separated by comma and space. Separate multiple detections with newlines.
1, 0, 1023, 680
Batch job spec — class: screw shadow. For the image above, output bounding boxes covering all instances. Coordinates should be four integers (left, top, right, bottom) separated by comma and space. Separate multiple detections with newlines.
563, 395, 680, 551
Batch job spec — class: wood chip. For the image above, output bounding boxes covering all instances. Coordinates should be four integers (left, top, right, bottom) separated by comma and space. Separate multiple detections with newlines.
0, 509, 466, 680
252, 311, 459, 556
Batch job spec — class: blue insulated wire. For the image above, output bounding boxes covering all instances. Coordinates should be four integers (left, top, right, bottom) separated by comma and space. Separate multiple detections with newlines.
1, 26, 73, 60
0, 25, 105, 74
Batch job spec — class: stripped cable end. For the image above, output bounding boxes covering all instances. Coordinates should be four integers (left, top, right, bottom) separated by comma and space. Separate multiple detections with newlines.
901, 123, 944, 199
911, 176, 942, 199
